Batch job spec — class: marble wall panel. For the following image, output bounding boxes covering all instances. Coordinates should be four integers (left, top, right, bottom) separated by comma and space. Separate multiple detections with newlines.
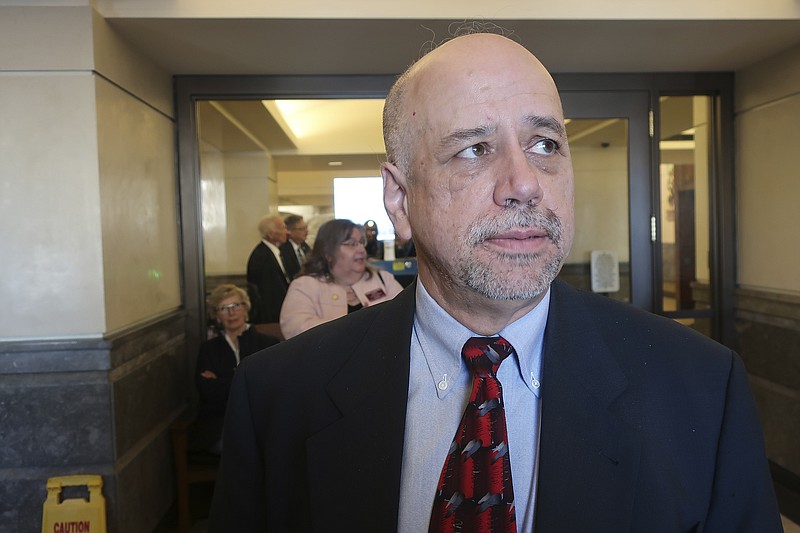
114, 429, 175, 533
751, 375, 800, 476
0, 371, 113, 469
735, 287, 800, 486
0, 475, 52, 533
112, 338, 186, 459
0, 312, 187, 532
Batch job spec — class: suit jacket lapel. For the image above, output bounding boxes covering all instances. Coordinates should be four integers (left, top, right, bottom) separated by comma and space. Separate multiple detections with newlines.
305, 284, 416, 530
280, 242, 301, 280
301, 280, 644, 530
265, 243, 289, 286
535, 281, 642, 531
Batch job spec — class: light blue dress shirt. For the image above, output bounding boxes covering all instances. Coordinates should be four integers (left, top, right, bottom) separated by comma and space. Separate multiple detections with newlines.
398, 281, 549, 532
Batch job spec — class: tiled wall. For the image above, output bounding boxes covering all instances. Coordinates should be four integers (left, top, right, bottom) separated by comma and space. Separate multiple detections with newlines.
736, 289, 800, 481
0, 313, 187, 533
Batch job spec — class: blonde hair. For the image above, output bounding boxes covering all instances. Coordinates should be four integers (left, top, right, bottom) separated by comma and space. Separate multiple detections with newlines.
207, 284, 251, 318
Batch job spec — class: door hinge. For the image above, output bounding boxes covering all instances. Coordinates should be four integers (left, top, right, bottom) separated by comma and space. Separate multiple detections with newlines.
650, 215, 657, 242
649, 110, 654, 139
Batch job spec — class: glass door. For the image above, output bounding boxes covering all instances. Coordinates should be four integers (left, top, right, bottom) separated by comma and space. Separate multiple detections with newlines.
656, 95, 716, 336
177, 76, 735, 357
559, 91, 653, 310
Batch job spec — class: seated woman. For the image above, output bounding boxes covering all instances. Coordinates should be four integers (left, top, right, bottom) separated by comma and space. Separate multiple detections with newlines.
280, 219, 404, 339
191, 284, 280, 456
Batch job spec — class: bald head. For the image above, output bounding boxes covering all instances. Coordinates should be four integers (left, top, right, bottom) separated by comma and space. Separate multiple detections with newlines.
258, 214, 287, 246
383, 33, 561, 178
380, 32, 574, 332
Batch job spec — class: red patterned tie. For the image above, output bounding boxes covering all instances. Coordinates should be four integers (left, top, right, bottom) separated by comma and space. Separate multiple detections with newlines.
429, 336, 517, 533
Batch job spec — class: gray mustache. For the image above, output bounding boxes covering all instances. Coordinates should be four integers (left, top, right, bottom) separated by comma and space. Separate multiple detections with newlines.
467, 206, 564, 246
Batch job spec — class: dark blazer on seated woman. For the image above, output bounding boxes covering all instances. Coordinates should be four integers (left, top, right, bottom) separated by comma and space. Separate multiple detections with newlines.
191, 326, 279, 455
195, 327, 279, 419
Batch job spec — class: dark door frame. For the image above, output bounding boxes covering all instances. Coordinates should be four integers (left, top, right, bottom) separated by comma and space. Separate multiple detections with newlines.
555, 73, 736, 346
175, 72, 736, 362
559, 89, 653, 310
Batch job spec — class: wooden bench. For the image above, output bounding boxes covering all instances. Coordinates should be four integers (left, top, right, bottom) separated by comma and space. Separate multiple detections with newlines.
170, 410, 219, 533
252, 322, 285, 341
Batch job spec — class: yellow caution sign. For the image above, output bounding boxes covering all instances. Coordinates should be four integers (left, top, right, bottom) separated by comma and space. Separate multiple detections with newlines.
42, 475, 107, 533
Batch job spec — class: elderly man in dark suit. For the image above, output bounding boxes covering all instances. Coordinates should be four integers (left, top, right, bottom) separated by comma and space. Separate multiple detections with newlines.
278, 214, 311, 281
245, 214, 289, 324
211, 32, 781, 532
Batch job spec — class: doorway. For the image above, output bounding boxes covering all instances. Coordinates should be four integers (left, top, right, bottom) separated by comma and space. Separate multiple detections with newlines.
175, 74, 735, 361
559, 91, 652, 310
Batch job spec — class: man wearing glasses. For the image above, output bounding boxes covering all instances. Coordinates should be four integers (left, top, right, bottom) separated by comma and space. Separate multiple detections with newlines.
279, 214, 311, 281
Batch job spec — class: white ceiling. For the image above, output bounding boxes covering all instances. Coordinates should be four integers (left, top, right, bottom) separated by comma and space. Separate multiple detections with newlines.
107, 13, 800, 206
265, 99, 386, 156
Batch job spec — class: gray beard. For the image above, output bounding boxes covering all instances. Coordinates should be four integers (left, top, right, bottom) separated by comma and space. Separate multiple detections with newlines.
456, 206, 567, 301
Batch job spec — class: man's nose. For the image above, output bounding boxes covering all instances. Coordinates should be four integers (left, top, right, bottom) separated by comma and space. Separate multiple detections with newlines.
493, 147, 544, 207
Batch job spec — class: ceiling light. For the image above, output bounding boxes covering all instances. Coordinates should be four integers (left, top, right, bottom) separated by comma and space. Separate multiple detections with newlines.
328, 161, 343, 166
660, 140, 695, 150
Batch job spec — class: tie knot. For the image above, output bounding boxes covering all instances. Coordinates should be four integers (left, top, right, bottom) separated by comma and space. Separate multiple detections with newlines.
462, 336, 514, 376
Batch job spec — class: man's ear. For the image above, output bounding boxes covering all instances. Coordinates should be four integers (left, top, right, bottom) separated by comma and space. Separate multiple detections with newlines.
381, 162, 412, 241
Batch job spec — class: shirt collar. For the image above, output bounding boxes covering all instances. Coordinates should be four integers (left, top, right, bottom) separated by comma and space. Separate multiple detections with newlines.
413, 279, 550, 399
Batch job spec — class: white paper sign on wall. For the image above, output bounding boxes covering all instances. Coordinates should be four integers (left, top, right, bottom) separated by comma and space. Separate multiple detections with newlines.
590, 250, 620, 293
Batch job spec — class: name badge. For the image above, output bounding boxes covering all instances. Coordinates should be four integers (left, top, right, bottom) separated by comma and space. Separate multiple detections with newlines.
365, 288, 387, 302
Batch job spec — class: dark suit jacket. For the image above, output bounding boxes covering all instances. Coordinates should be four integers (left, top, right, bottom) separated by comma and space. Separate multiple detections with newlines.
279, 240, 310, 282
209, 280, 781, 532
190, 328, 280, 454
195, 328, 281, 419
246, 242, 289, 324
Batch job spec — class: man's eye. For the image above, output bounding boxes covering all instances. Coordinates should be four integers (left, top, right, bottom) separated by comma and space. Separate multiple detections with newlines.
455, 144, 488, 159
531, 138, 559, 155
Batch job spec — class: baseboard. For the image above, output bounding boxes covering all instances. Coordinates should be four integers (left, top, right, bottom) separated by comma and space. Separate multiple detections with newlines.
772, 461, 800, 524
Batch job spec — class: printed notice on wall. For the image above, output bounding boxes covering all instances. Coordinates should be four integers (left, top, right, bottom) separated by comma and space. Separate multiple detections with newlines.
590, 250, 620, 293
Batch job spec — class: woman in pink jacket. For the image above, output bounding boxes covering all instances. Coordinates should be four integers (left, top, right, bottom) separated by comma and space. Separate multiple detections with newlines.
280, 219, 404, 339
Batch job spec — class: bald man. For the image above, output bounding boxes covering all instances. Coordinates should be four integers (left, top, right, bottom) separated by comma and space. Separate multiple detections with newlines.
211, 33, 781, 532
245, 214, 289, 323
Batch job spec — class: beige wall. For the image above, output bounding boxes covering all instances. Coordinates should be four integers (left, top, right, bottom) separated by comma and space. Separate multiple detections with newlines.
202, 162, 383, 277
197, 100, 277, 277
569, 145, 630, 264
0, 6, 102, 339
200, 140, 228, 275
0, 72, 107, 339
223, 153, 275, 276
89, 6, 180, 334
736, 43, 800, 294
0, 4, 178, 338
96, 76, 181, 333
